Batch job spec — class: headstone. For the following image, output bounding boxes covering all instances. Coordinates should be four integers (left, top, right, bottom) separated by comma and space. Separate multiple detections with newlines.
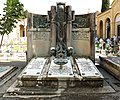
27, 3, 95, 61
5, 3, 104, 97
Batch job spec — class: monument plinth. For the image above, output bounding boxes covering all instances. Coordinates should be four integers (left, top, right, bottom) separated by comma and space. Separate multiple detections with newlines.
6, 2, 104, 97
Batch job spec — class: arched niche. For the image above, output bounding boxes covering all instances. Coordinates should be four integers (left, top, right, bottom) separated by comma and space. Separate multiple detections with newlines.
115, 14, 120, 39
20, 25, 25, 37
105, 18, 110, 39
99, 20, 103, 38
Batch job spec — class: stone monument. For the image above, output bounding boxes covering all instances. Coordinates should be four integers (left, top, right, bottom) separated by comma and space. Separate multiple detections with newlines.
6, 3, 103, 96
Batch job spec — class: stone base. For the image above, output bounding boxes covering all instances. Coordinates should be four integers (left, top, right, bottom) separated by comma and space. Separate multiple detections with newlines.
5, 57, 104, 97
17, 57, 103, 88
4, 80, 115, 98
75, 78, 103, 87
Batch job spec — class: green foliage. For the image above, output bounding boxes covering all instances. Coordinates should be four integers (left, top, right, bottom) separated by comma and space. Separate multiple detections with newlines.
101, 0, 110, 12
0, 0, 27, 35
0, 0, 27, 47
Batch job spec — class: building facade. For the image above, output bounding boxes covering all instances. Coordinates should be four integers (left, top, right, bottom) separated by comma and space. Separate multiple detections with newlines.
0, 16, 27, 45
96, 0, 120, 39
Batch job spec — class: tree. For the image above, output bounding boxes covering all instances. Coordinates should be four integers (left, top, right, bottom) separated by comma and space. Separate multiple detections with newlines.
101, 0, 110, 12
0, 0, 27, 48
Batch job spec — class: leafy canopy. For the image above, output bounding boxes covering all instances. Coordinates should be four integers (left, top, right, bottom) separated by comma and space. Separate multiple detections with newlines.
0, 0, 27, 35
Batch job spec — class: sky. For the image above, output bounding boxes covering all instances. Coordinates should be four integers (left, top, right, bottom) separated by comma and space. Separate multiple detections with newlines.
0, 0, 113, 15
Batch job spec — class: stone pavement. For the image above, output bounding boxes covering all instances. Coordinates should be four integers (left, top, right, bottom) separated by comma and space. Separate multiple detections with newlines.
0, 61, 26, 100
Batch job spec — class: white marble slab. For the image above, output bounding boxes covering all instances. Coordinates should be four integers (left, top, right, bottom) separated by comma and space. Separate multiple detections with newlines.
48, 59, 73, 78
76, 58, 101, 77
22, 58, 47, 76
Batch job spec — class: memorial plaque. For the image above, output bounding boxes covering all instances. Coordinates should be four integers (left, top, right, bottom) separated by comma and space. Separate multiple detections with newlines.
33, 31, 49, 41
31, 29, 51, 57
76, 58, 101, 77
72, 28, 90, 41
22, 58, 47, 76
48, 59, 73, 78
72, 28, 91, 56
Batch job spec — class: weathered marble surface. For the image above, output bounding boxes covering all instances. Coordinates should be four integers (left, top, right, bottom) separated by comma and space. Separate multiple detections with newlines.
76, 58, 102, 78
22, 58, 47, 76
72, 28, 91, 56
48, 59, 73, 78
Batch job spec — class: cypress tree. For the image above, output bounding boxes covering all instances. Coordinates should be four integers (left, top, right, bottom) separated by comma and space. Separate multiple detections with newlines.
101, 0, 110, 12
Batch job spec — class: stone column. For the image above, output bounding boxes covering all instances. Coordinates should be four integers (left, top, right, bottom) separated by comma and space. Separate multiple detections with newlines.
27, 31, 33, 62
103, 21, 106, 39
111, 21, 115, 38
49, 6, 56, 47
51, 21, 56, 47
27, 13, 33, 62
90, 13, 95, 62
66, 6, 72, 47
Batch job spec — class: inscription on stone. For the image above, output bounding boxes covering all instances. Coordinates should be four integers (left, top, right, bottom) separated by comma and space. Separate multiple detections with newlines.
76, 58, 100, 77
48, 60, 73, 76
72, 28, 90, 40
49, 66, 72, 75
33, 32, 49, 41
81, 66, 95, 72
29, 60, 45, 69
